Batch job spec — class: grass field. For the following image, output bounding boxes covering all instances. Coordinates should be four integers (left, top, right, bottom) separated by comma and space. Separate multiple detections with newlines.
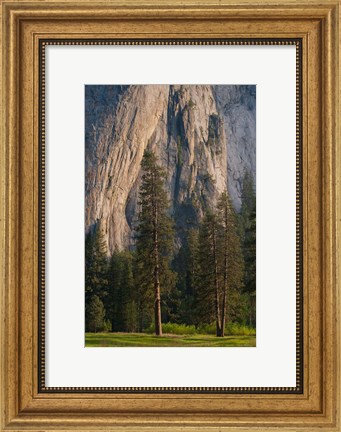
85, 332, 256, 347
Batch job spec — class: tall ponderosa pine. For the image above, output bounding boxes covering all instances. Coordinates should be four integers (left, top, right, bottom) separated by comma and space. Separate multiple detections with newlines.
216, 192, 229, 336
217, 191, 244, 335
196, 211, 221, 335
244, 207, 256, 326
135, 150, 175, 336
85, 223, 109, 331
196, 191, 244, 336
239, 171, 256, 326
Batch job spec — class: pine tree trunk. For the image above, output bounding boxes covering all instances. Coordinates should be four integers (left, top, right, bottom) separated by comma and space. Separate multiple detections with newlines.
212, 222, 221, 337
220, 205, 229, 337
154, 259, 162, 336
153, 183, 162, 336
220, 279, 227, 337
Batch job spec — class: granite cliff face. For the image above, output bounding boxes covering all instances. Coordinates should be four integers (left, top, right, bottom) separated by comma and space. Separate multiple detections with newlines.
85, 85, 256, 254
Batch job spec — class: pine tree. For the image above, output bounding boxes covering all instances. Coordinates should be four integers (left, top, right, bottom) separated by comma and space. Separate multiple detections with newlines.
85, 222, 109, 331
195, 191, 244, 336
174, 228, 200, 325
135, 150, 175, 336
107, 252, 122, 332
120, 251, 137, 332
107, 251, 138, 332
217, 192, 229, 336
217, 191, 244, 335
196, 211, 222, 335
134, 249, 154, 332
86, 295, 106, 333
244, 207, 256, 326
239, 170, 256, 236
239, 171, 256, 327
186, 228, 200, 308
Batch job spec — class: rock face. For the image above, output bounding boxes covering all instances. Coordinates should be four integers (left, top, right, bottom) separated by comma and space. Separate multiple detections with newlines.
85, 85, 256, 254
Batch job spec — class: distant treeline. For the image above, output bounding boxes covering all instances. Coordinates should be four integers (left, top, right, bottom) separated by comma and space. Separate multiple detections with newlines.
85, 150, 256, 337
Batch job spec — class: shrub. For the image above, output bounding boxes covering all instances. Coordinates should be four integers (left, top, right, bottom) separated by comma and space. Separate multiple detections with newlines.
197, 323, 216, 335
198, 322, 256, 336
146, 322, 197, 335
225, 322, 256, 336
164, 323, 197, 335
145, 322, 256, 336
103, 319, 112, 333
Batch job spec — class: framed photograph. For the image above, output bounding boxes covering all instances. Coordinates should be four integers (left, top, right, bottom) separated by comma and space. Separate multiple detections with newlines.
1, 0, 339, 430
84, 83, 257, 348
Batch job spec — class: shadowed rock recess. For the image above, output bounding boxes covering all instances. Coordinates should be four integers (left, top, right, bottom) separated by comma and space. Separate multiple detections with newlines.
85, 84, 256, 254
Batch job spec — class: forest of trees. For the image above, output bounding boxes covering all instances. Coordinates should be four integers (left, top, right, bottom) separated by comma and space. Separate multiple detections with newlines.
85, 150, 256, 337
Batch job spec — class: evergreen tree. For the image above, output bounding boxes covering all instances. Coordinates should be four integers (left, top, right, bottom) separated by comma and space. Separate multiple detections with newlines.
196, 211, 222, 335
174, 228, 199, 325
107, 252, 121, 331
134, 250, 154, 332
107, 251, 137, 332
239, 171, 256, 327
120, 252, 138, 332
244, 207, 256, 326
185, 228, 200, 311
86, 295, 106, 333
135, 150, 175, 335
195, 191, 244, 336
160, 252, 179, 324
85, 222, 109, 330
217, 191, 244, 335
239, 170, 256, 236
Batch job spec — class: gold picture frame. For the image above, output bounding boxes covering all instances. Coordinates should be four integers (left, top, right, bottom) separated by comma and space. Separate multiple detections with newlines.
0, 0, 339, 430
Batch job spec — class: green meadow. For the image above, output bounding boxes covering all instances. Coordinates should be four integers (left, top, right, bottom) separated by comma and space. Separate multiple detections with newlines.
85, 333, 256, 347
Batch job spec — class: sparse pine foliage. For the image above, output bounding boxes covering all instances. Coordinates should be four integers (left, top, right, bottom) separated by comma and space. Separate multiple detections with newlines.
135, 150, 175, 336
216, 191, 244, 335
195, 191, 244, 336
